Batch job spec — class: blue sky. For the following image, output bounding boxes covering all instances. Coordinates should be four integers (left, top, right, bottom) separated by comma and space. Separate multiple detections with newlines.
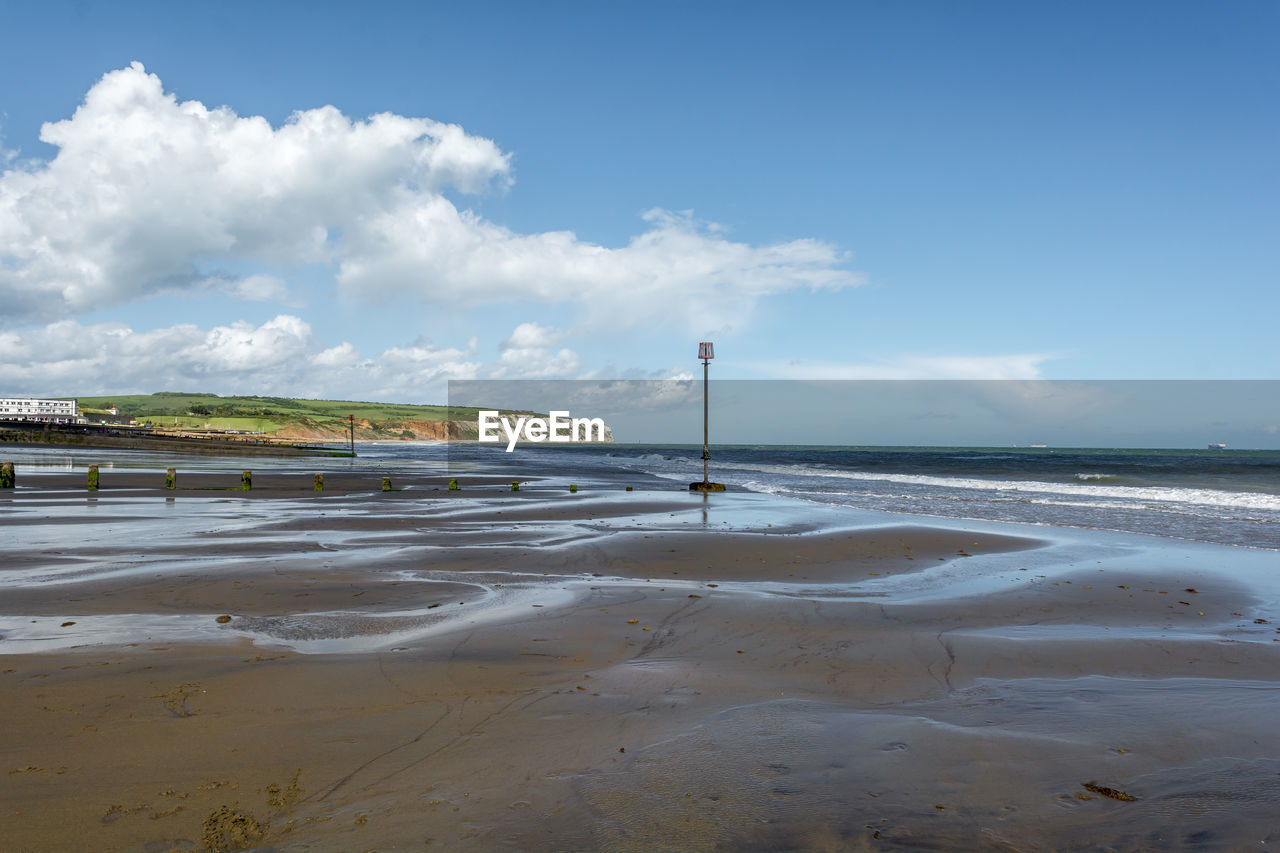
1, 1, 1276, 401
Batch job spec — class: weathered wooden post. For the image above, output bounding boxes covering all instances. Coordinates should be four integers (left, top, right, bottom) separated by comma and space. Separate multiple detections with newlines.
511, 481, 519, 491
241, 470, 252, 490
0, 461, 14, 489
165, 467, 176, 490
314, 473, 324, 492
381, 476, 392, 491
87, 465, 99, 491
448, 478, 459, 491
569, 484, 578, 493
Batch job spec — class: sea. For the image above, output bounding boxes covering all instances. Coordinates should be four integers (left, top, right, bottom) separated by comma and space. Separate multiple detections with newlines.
415, 443, 1280, 551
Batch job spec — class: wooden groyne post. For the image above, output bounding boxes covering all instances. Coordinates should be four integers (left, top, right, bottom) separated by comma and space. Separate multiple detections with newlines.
87, 465, 99, 491
0, 461, 14, 489
381, 477, 392, 491
165, 468, 176, 490
314, 473, 324, 492
241, 470, 252, 491
448, 478, 459, 491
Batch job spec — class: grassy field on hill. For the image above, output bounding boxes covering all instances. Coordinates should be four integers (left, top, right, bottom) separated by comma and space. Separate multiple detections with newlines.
74, 392, 454, 421
68, 392, 529, 438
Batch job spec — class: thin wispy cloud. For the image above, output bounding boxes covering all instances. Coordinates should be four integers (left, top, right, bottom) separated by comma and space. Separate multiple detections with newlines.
753, 353, 1052, 380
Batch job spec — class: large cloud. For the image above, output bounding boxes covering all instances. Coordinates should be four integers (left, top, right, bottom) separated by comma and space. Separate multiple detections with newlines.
1, 62, 859, 330
337, 206, 858, 331
0, 316, 585, 400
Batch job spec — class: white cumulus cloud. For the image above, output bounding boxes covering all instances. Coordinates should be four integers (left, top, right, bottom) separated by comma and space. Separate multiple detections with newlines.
337, 207, 860, 331
493, 321, 579, 378
501, 321, 562, 350
0, 62, 510, 325
1, 63, 860, 332
0, 317, 585, 401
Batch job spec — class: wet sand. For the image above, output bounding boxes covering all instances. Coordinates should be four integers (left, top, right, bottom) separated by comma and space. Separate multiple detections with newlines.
2, 466, 1280, 851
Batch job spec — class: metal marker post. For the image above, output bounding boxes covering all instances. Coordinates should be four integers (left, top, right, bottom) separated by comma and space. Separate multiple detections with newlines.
690, 342, 725, 491
702, 342, 711, 483
348, 414, 355, 457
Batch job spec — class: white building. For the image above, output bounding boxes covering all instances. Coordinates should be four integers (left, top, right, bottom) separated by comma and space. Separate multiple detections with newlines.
0, 397, 80, 424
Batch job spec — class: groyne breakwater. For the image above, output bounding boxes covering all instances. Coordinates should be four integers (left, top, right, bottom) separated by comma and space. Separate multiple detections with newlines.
0, 423, 352, 457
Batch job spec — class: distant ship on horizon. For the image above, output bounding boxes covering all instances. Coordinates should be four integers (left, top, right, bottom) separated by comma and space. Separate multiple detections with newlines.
1208, 443, 1227, 450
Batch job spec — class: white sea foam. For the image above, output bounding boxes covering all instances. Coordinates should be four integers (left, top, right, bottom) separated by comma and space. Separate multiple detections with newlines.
705, 460, 1280, 511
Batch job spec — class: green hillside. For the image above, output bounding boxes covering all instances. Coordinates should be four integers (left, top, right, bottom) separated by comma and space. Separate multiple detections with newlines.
67, 392, 530, 436
74, 392, 449, 420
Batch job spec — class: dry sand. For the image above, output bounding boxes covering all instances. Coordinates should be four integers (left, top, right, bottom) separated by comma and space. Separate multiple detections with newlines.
2, 467, 1279, 851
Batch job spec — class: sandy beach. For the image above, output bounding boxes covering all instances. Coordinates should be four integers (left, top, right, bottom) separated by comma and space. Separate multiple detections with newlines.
2, 456, 1279, 851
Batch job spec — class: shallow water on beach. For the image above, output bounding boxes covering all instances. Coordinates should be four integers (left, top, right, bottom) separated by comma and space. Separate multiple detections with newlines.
3, 466, 1278, 658
3, 443, 1280, 851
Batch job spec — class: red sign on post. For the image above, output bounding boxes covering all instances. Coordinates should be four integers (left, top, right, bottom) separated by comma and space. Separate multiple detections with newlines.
698, 342, 714, 360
